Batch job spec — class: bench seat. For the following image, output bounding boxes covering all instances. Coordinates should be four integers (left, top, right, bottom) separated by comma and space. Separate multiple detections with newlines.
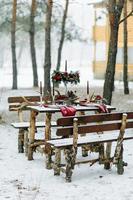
48, 131, 133, 148
11, 121, 57, 129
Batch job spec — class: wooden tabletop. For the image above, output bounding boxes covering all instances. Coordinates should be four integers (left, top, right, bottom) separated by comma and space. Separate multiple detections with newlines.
28, 104, 116, 113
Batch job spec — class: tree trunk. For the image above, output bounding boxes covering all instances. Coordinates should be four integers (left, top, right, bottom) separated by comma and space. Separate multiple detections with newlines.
11, 0, 17, 89
30, 0, 38, 87
103, 1, 124, 105
56, 0, 69, 71
44, 0, 53, 96
123, 0, 129, 94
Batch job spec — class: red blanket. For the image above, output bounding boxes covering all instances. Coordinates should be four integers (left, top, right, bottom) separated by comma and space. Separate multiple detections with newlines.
60, 106, 76, 117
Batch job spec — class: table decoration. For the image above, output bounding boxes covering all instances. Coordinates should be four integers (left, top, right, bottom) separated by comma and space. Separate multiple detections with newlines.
52, 68, 80, 100
54, 90, 78, 105
51, 70, 80, 85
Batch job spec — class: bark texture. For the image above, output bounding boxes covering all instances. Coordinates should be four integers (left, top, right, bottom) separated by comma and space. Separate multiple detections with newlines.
123, 0, 129, 94
103, 0, 124, 104
44, 0, 53, 96
30, 0, 38, 87
56, 0, 69, 71
11, 0, 17, 89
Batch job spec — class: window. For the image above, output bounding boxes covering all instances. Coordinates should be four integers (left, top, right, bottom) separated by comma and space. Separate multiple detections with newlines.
96, 8, 107, 26
96, 42, 106, 61
116, 47, 133, 64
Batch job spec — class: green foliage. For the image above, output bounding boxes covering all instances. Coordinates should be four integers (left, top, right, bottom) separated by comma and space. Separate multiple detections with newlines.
0, 0, 85, 43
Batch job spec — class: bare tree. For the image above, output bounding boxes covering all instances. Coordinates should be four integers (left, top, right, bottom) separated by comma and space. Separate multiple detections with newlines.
123, 0, 129, 94
43, 0, 53, 96
11, 0, 17, 89
29, 0, 38, 87
56, 0, 69, 71
103, 0, 124, 104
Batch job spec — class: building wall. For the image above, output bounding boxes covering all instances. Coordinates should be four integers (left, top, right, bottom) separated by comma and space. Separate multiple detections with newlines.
93, 1, 133, 81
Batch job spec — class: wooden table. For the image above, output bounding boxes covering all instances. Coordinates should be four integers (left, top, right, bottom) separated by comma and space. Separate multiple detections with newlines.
27, 104, 116, 169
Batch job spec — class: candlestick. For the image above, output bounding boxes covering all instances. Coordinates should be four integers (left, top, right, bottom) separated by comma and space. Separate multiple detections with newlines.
40, 81, 42, 95
65, 60, 67, 72
87, 81, 89, 95
53, 80, 55, 97
40, 81, 43, 106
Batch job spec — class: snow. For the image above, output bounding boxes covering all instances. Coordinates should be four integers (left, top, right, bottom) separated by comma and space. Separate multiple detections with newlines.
0, 0, 133, 198
1, 121, 133, 200
0, 80, 133, 199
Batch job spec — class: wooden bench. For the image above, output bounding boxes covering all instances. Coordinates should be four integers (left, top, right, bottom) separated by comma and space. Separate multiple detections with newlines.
47, 112, 133, 182
8, 96, 56, 154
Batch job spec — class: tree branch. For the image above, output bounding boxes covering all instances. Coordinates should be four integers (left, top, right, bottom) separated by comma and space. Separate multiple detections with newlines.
119, 9, 133, 24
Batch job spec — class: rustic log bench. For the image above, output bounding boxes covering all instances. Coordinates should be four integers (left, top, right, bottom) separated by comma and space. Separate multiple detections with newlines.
47, 112, 133, 182
8, 96, 57, 154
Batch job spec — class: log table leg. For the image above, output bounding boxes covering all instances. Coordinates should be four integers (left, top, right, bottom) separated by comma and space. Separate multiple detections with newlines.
18, 128, 24, 153
24, 128, 29, 157
45, 112, 52, 169
28, 110, 37, 160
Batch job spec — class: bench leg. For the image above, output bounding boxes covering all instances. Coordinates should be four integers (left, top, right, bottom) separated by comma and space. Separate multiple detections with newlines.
18, 128, 24, 153
45, 144, 52, 169
82, 145, 88, 157
65, 147, 77, 182
104, 142, 112, 169
45, 113, 52, 169
117, 144, 124, 175
54, 148, 61, 176
28, 145, 34, 160
24, 129, 29, 156
99, 143, 104, 164
28, 110, 37, 160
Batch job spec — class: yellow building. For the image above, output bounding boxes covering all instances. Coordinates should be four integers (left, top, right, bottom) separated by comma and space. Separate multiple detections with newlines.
92, 0, 133, 81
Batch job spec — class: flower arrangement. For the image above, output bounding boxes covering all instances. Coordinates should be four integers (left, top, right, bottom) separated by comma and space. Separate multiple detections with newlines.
51, 70, 80, 84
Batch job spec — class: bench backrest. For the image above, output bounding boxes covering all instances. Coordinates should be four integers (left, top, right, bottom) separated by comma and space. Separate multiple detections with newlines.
8, 95, 44, 122
56, 112, 133, 137
8, 96, 43, 111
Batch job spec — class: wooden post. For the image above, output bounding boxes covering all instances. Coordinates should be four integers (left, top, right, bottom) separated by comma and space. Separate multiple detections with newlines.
64, 147, 73, 182
18, 128, 24, 153
72, 118, 78, 167
45, 112, 52, 169
99, 143, 104, 164
104, 106, 112, 170
54, 148, 61, 175
24, 128, 29, 157
18, 110, 23, 122
113, 113, 127, 164
78, 111, 88, 157
73, 118, 78, 149
64, 118, 78, 182
18, 110, 24, 153
28, 110, 37, 160
104, 142, 112, 169
117, 144, 124, 175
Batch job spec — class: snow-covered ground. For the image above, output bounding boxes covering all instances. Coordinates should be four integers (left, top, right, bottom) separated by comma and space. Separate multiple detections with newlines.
0, 80, 133, 200
1, 0, 133, 198
1, 121, 133, 200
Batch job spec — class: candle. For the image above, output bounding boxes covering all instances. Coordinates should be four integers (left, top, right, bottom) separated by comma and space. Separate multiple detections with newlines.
65, 60, 67, 72
53, 80, 55, 96
87, 81, 89, 95
40, 81, 43, 106
40, 81, 42, 95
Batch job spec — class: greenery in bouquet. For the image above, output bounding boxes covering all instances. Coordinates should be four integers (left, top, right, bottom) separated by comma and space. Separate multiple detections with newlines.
51, 70, 80, 84
68, 71, 80, 84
